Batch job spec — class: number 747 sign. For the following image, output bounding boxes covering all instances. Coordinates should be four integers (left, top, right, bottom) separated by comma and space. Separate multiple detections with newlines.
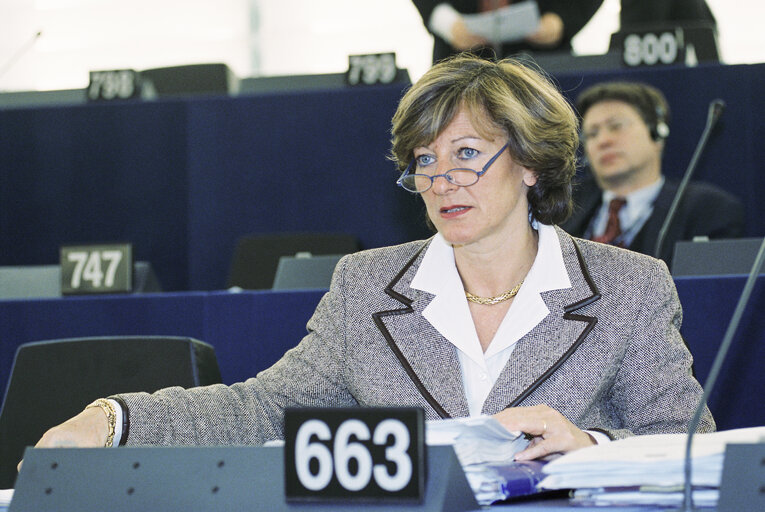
60, 243, 133, 295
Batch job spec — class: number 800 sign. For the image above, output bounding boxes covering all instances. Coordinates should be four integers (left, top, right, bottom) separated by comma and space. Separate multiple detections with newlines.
284, 408, 425, 502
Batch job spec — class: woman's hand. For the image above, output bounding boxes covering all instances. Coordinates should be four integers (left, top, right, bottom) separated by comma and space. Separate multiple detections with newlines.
450, 18, 490, 50
525, 13, 564, 47
493, 404, 595, 461
17, 406, 110, 472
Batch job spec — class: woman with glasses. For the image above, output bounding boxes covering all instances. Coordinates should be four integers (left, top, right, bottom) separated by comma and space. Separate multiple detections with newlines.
27, 56, 712, 464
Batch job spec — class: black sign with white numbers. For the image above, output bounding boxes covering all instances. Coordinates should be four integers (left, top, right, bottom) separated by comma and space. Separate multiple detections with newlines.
618, 28, 684, 67
346, 53, 398, 86
284, 407, 425, 502
60, 243, 133, 295
87, 69, 142, 101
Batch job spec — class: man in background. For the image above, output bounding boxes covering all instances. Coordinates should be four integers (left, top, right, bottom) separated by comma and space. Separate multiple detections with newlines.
561, 81, 744, 267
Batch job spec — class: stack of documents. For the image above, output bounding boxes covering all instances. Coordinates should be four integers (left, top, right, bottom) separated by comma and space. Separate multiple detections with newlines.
427, 415, 543, 505
0, 489, 12, 512
538, 426, 765, 507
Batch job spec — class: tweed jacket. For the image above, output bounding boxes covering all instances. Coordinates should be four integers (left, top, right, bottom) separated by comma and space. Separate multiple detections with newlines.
119, 226, 714, 446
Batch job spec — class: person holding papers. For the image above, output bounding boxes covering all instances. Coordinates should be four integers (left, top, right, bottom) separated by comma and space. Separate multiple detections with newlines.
412, 1, 604, 63
24, 56, 713, 469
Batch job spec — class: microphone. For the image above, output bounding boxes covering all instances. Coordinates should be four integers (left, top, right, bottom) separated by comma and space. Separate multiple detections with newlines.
0, 30, 42, 84
679, 236, 765, 511
652, 99, 726, 260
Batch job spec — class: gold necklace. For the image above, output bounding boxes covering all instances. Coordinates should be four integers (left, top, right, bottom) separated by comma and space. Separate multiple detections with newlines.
465, 279, 524, 305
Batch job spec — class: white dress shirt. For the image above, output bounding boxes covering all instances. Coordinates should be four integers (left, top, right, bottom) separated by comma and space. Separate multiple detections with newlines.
410, 223, 571, 415
411, 223, 608, 444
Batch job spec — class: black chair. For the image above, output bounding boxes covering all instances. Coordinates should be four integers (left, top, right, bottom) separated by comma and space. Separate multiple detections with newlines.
0, 336, 222, 488
226, 232, 359, 290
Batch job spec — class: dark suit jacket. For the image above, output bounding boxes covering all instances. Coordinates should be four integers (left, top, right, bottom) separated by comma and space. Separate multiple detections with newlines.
119, 227, 713, 446
620, 0, 716, 29
560, 174, 745, 267
412, 0, 604, 62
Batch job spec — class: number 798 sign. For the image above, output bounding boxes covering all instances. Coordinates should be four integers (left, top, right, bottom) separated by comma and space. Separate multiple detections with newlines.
284, 408, 425, 502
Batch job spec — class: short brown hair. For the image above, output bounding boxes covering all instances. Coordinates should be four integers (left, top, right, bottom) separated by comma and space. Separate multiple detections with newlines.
576, 81, 670, 140
390, 55, 579, 225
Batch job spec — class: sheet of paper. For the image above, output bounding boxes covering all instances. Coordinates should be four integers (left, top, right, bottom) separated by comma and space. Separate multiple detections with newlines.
426, 415, 528, 465
0, 488, 13, 509
540, 426, 765, 489
462, 1, 540, 44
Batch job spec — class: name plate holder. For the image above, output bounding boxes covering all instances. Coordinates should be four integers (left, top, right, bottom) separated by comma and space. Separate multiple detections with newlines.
10, 445, 477, 512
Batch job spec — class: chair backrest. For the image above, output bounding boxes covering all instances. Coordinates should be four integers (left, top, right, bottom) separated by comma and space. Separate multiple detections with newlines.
0, 336, 221, 488
272, 254, 345, 290
226, 232, 359, 290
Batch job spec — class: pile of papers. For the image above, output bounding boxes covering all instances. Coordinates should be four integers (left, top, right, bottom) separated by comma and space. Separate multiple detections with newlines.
427, 415, 541, 505
0, 489, 12, 512
538, 426, 765, 508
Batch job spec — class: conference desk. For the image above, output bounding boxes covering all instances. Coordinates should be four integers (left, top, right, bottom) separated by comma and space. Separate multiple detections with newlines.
1, 275, 763, 432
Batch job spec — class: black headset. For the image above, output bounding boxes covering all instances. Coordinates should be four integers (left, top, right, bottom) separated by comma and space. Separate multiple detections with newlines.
650, 99, 670, 141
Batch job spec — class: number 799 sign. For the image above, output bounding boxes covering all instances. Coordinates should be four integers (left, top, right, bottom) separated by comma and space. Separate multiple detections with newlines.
284, 408, 425, 502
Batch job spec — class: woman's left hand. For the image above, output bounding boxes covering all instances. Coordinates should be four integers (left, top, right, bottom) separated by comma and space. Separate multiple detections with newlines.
525, 13, 564, 47
493, 404, 595, 461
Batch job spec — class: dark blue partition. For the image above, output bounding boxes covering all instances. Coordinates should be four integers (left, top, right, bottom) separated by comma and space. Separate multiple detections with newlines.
2, 276, 764, 431
184, 86, 429, 290
675, 275, 765, 431
0, 101, 190, 290
1, 64, 762, 291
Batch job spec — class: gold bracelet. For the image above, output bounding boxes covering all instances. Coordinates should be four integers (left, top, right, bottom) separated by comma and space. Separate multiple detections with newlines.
85, 398, 117, 447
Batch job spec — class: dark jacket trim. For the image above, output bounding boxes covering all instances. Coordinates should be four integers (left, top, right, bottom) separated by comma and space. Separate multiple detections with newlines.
372, 241, 453, 419
373, 234, 601, 418
588, 427, 615, 441
506, 237, 600, 408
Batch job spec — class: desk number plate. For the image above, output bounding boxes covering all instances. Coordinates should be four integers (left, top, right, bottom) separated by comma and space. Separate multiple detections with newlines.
60, 243, 133, 294
284, 407, 425, 502
346, 53, 398, 86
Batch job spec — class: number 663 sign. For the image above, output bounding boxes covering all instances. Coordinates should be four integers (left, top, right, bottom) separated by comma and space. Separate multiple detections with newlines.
284, 407, 425, 502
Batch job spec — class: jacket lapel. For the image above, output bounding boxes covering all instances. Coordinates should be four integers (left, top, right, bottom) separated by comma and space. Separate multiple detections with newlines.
372, 240, 470, 419
482, 228, 601, 414
629, 179, 676, 260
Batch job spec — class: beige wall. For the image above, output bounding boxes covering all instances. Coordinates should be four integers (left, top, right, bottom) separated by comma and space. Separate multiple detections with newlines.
0, 0, 761, 92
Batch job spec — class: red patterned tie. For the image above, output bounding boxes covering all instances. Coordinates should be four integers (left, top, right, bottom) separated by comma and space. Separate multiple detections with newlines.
592, 198, 627, 246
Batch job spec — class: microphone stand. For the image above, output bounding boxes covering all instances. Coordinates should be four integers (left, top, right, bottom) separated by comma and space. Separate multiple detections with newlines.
653, 100, 725, 260
679, 237, 765, 511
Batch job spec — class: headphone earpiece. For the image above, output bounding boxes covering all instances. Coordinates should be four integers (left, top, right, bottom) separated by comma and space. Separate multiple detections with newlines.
653, 120, 670, 140
651, 103, 670, 140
